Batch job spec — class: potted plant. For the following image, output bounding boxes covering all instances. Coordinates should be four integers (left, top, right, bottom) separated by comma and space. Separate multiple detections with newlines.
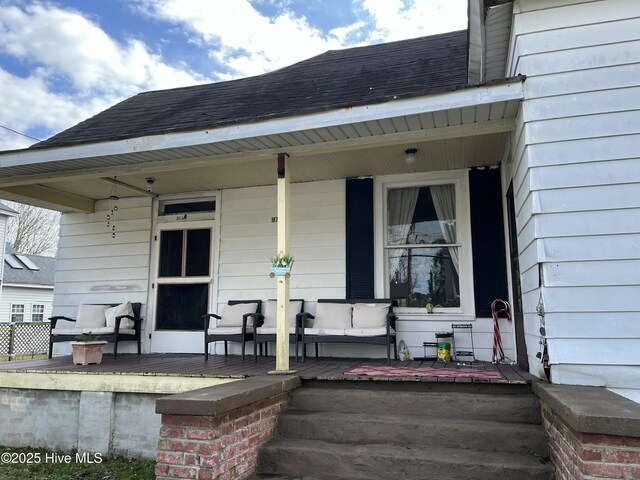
71, 333, 108, 365
269, 252, 294, 277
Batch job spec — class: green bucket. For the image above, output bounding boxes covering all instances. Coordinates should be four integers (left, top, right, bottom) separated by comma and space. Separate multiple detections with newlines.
435, 331, 453, 364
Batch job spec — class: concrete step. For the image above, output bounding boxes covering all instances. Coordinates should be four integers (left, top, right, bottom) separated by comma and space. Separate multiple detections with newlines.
257, 438, 554, 480
290, 387, 542, 423
277, 411, 549, 456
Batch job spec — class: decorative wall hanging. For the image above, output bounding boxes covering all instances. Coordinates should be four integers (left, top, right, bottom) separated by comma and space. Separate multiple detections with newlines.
106, 178, 119, 238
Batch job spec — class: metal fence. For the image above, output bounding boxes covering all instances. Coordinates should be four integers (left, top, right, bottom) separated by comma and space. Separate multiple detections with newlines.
0, 322, 50, 360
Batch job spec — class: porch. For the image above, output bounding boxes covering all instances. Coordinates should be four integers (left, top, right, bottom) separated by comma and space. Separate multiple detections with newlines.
0, 353, 533, 390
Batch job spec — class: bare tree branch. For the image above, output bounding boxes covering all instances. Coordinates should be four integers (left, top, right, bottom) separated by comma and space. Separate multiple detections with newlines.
4, 201, 60, 257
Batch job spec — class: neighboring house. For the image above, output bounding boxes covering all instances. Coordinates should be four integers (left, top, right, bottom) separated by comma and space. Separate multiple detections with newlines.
1, 244, 55, 323
0, 202, 19, 316
0, 203, 55, 323
0, 0, 637, 397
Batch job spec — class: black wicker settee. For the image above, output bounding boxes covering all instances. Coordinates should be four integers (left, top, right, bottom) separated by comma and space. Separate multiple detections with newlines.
299, 298, 398, 364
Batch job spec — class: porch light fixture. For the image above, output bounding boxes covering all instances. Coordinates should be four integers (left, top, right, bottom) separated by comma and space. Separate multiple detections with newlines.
146, 177, 155, 193
404, 148, 418, 166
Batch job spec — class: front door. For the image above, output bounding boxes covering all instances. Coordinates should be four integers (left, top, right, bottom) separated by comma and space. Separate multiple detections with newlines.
151, 220, 214, 352
506, 183, 528, 370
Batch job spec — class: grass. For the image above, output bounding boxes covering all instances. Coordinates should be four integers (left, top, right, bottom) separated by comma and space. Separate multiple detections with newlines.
0, 447, 155, 480
0, 354, 47, 362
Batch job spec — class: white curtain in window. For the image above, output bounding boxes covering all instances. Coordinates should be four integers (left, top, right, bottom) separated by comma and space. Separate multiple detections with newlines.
387, 188, 419, 279
430, 184, 459, 273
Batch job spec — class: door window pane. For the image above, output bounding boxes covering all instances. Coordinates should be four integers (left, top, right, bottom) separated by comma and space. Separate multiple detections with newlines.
159, 230, 183, 277
186, 229, 211, 277
388, 247, 460, 308
156, 284, 208, 330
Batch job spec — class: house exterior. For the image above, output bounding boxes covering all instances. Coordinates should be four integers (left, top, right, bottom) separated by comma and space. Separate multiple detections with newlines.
0, 203, 55, 323
0, 203, 18, 295
1, 244, 55, 323
0, 0, 637, 396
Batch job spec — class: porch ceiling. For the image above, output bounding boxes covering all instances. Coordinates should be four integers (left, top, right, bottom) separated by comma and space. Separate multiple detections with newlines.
0, 80, 523, 212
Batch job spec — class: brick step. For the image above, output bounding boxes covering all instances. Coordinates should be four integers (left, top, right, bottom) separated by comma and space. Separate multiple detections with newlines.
290, 386, 542, 423
257, 438, 554, 480
277, 411, 549, 456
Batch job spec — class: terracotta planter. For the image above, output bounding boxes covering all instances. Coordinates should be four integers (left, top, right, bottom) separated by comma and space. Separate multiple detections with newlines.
71, 341, 107, 365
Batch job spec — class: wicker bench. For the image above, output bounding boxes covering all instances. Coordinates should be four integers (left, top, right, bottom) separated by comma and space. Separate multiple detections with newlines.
299, 298, 398, 364
49, 302, 143, 359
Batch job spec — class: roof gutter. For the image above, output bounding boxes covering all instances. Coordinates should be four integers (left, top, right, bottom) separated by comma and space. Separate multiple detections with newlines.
0, 78, 525, 170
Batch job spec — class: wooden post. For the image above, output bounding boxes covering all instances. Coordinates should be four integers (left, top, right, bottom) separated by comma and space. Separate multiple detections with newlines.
270, 153, 295, 374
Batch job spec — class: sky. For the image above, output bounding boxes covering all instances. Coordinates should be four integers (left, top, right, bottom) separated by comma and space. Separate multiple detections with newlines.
0, 0, 468, 151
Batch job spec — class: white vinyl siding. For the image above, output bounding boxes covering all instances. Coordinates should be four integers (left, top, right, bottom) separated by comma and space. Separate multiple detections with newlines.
0, 287, 53, 322
507, 0, 640, 386
0, 215, 7, 283
53, 196, 152, 328
484, 3, 513, 81
216, 180, 346, 314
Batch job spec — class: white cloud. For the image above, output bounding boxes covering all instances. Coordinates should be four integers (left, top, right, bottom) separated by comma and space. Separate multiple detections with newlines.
136, 0, 356, 79
359, 0, 468, 42
0, 0, 468, 150
0, 2, 207, 149
0, 3, 204, 94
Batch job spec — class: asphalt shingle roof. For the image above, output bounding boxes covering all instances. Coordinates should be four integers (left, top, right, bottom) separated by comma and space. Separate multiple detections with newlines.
3, 244, 55, 286
34, 30, 469, 149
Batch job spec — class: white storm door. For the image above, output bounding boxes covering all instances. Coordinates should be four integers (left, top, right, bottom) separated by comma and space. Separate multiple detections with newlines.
151, 221, 214, 353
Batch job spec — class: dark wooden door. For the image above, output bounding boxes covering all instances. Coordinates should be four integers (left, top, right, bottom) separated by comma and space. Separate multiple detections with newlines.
506, 183, 528, 370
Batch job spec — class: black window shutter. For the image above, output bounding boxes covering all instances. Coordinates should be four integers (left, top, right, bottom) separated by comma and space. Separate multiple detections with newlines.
346, 178, 374, 299
469, 167, 509, 317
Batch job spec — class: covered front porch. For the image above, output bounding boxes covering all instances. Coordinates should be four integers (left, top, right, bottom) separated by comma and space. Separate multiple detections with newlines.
0, 29, 531, 373
0, 77, 528, 369
0, 353, 534, 391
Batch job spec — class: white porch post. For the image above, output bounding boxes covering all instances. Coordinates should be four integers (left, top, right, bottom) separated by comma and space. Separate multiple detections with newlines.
271, 153, 295, 374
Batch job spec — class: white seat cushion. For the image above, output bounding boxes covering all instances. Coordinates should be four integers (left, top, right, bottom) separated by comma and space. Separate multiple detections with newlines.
261, 300, 304, 328
51, 328, 83, 336
75, 304, 108, 329
256, 326, 296, 335
311, 303, 352, 329
216, 302, 259, 327
344, 327, 395, 337
304, 328, 346, 336
105, 302, 135, 329
352, 303, 390, 329
207, 327, 254, 335
82, 327, 136, 335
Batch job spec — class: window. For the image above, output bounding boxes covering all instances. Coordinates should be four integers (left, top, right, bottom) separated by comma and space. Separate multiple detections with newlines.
32, 304, 45, 322
159, 199, 215, 216
379, 171, 473, 313
11, 304, 25, 322
158, 229, 211, 278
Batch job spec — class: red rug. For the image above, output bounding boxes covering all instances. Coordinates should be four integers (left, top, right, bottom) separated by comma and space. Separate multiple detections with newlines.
343, 365, 504, 380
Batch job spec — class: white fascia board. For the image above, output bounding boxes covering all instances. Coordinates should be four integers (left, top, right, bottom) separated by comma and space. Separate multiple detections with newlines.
0, 80, 524, 169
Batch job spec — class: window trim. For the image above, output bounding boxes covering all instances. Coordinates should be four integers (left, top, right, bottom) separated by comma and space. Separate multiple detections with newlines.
11, 303, 25, 323
31, 304, 45, 322
374, 170, 475, 316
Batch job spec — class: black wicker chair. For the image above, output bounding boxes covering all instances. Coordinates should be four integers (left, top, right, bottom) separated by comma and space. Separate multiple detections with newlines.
203, 300, 261, 360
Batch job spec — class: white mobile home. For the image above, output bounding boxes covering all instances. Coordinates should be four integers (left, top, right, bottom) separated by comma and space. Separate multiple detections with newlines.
0, 0, 637, 395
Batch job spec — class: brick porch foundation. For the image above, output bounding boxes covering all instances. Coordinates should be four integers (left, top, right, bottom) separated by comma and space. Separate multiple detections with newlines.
535, 383, 640, 480
155, 375, 300, 480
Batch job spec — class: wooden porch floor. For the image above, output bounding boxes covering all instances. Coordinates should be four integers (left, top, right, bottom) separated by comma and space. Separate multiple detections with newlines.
0, 353, 534, 384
